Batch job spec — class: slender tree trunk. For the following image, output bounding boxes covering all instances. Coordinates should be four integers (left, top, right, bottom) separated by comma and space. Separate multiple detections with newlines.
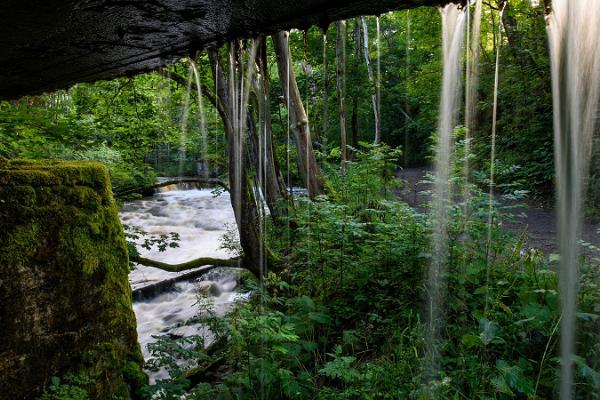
350, 18, 361, 153
207, 44, 277, 277
272, 31, 325, 197
361, 17, 381, 144
249, 37, 288, 218
336, 20, 349, 171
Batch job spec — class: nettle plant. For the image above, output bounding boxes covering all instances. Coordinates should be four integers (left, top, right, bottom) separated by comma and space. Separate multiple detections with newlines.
139, 277, 333, 400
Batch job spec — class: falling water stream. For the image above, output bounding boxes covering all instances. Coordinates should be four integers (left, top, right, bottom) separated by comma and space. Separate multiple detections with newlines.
179, 65, 194, 177
547, 1, 600, 398
404, 11, 411, 167
464, 0, 482, 196
376, 16, 381, 145
190, 60, 210, 180
485, 2, 506, 308
425, 3, 466, 385
120, 187, 242, 383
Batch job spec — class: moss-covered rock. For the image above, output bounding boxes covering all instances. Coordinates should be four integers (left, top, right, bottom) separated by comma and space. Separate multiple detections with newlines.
0, 160, 146, 399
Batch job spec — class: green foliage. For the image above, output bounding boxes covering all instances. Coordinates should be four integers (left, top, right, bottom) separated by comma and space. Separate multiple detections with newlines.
3, 0, 600, 397
0, 61, 227, 192
140, 285, 328, 399
124, 224, 180, 264
38, 374, 91, 400
136, 151, 599, 399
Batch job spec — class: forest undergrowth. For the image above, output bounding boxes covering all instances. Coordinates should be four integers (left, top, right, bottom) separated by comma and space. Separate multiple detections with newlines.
131, 148, 600, 400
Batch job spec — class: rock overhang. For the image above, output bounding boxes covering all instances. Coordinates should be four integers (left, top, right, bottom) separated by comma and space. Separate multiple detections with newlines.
0, 0, 451, 99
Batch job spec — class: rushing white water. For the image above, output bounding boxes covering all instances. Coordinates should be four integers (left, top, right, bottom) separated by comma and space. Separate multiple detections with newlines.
425, 3, 466, 386
547, 2, 600, 398
121, 188, 237, 289
120, 188, 241, 383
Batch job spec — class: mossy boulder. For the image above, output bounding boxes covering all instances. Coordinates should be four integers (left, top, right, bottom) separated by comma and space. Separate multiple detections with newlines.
0, 160, 146, 399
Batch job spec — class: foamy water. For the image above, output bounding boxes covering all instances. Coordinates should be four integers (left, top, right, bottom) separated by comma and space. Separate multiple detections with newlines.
120, 187, 242, 383
120, 189, 236, 290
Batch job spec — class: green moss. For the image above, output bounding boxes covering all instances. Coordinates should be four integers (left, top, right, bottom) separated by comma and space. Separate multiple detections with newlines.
0, 159, 146, 399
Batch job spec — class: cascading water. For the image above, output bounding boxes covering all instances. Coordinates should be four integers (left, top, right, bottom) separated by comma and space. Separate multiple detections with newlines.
120, 188, 241, 383
547, 2, 600, 398
425, 3, 466, 386
485, 2, 505, 306
303, 31, 312, 194
228, 40, 259, 225
404, 10, 411, 167
190, 59, 210, 180
179, 64, 194, 177
464, 0, 482, 196
376, 15, 382, 145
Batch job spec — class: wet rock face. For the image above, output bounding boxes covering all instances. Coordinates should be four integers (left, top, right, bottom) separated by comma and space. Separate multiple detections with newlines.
0, 0, 446, 99
0, 160, 146, 399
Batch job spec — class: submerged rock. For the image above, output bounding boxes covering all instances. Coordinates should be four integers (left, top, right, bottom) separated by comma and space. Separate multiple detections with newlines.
0, 160, 146, 399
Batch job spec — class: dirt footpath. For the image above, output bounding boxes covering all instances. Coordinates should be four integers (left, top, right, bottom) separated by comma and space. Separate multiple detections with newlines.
396, 167, 600, 256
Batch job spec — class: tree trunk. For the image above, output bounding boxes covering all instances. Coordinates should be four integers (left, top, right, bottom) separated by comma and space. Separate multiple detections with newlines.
207, 44, 278, 277
351, 18, 361, 153
272, 31, 325, 197
361, 17, 381, 144
336, 21, 349, 171
252, 38, 288, 218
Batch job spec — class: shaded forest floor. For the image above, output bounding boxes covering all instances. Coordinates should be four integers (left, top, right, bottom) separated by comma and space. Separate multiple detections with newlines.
397, 166, 600, 255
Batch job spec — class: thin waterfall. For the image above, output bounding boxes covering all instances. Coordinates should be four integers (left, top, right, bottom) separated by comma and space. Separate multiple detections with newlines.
375, 16, 382, 145
215, 58, 224, 166
304, 31, 311, 195
258, 64, 268, 278
228, 43, 241, 225
190, 59, 210, 181
229, 41, 259, 227
157, 66, 172, 173
286, 44, 291, 193
547, 1, 600, 398
464, 0, 482, 197
404, 10, 411, 167
256, 43, 268, 393
179, 64, 194, 177
425, 3, 466, 386
485, 2, 506, 307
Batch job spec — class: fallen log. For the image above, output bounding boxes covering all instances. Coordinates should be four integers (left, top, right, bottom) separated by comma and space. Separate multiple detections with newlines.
131, 255, 241, 273
132, 265, 221, 301
115, 178, 229, 198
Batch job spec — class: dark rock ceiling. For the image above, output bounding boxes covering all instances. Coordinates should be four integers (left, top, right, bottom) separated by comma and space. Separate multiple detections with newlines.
0, 0, 449, 99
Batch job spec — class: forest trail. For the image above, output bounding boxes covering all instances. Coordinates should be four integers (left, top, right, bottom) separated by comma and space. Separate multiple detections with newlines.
397, 167, 600, 255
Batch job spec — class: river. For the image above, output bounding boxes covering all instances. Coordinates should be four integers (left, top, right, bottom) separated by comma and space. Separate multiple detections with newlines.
119, 186, 241, 382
